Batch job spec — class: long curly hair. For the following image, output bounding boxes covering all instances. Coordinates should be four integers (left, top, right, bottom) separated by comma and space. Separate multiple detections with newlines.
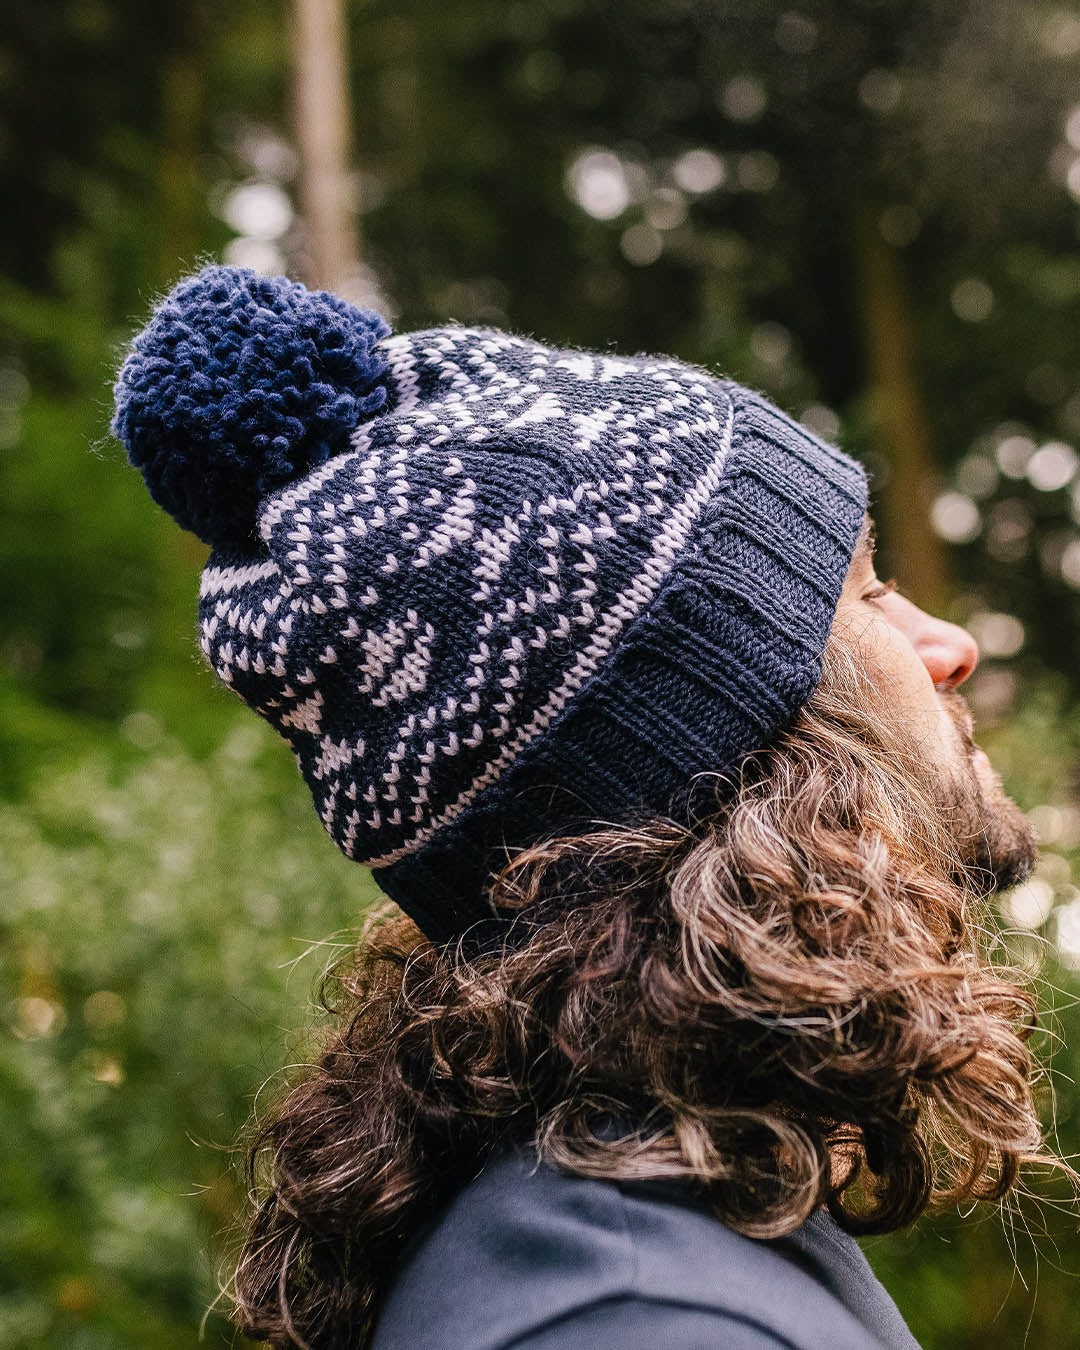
229, 635, 1055, 1349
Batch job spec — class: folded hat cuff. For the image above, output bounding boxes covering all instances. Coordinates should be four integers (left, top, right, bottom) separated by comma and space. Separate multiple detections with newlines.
376, 387, 867, 944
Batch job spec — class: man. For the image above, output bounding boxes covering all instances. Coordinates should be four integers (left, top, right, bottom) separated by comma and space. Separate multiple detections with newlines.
114, 266, 1049, 1349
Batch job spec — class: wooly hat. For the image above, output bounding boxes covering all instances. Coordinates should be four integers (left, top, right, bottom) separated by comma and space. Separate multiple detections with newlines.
113, 265, 867, 942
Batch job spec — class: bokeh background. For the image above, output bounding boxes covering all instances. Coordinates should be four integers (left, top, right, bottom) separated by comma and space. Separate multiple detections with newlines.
5, 1, 1080, 1345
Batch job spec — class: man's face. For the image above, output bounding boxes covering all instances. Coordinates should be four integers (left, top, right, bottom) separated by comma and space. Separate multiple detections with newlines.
832, 515, 1037, 892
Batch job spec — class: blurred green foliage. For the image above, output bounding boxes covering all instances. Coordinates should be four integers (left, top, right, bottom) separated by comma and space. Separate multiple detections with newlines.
5, 0, 1080, 1345
1, 716, 378, 1347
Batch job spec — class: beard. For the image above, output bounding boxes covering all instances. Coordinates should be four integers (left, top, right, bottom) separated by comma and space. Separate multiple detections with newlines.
931, 688, 1037, 895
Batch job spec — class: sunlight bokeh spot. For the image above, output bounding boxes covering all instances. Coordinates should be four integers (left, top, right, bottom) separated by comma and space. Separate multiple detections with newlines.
966, 610, 1025, 659
930, 491, 980, 544
671, 148, 726, 194
566, 149, 630, 220
1027, 441, 1078, 492
951, 278, 994, 323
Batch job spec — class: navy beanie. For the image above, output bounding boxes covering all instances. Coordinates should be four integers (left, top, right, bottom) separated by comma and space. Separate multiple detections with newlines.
113, 265, 867, 943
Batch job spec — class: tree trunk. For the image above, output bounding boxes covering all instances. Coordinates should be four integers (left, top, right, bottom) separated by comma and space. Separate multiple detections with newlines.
852, 201, 948, 610
292, 0, 359, 292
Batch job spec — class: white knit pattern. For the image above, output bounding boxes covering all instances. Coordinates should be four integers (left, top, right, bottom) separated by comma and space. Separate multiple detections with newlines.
199, 326, 734, 866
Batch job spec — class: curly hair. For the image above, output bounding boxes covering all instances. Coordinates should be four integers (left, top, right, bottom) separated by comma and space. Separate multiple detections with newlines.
229, 634, 1054, 1349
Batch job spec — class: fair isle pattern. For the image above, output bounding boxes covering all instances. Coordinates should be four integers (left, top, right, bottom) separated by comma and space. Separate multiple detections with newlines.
114, 265, 869, 943
198, 326, 740, 870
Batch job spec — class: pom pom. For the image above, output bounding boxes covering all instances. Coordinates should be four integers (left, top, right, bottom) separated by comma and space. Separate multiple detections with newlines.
112, 265, 391, 548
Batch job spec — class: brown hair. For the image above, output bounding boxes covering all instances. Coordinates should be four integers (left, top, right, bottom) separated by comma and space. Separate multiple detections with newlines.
230, 636, 1054, 1349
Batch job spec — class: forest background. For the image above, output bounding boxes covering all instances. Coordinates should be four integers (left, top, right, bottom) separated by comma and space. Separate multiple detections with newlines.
6, 1, 1080, 1345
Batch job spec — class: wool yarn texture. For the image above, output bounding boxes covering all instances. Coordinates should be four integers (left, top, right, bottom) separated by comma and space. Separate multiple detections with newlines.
113, 266, 867, 942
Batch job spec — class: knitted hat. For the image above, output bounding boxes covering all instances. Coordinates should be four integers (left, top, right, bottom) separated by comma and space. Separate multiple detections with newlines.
113, 265, 867, 943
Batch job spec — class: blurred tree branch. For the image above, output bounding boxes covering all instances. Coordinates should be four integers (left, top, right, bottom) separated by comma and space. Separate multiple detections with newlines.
854, 199, 947, 608
292, 0, 358, 291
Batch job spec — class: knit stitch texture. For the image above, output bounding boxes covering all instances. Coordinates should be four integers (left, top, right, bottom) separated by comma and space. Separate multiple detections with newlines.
113, 266, 390, 549
114, 267, 867, 942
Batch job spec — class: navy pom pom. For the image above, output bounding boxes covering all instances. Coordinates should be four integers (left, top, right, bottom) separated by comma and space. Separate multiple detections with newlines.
112, 265, 391, 548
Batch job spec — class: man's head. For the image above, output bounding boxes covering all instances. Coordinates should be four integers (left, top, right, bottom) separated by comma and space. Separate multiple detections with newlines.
113, 270, 1059, 1347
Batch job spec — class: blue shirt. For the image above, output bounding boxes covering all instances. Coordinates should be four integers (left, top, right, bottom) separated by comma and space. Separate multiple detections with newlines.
372, 1147, 920, 1349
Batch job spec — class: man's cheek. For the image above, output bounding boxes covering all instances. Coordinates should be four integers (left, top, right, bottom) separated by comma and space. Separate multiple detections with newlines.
936, 702, 963, 752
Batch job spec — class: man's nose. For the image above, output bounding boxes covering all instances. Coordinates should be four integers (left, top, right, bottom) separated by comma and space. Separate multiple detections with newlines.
890, 595, 980, 688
